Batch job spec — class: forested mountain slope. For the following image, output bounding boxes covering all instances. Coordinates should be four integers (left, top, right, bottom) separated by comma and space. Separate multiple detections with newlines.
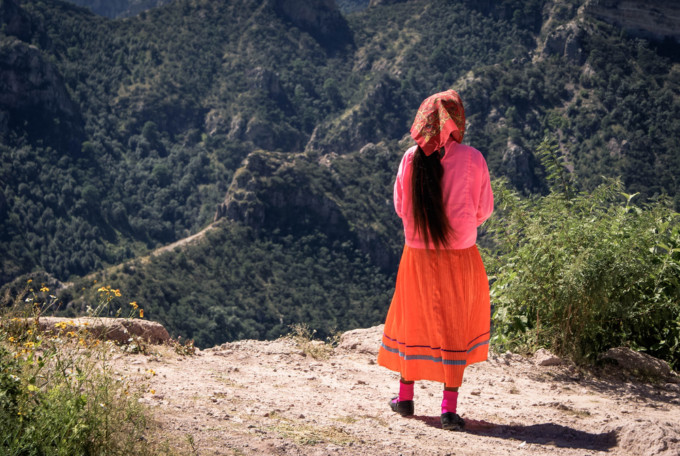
2, 0, 679, 347
64, 0, 173, 18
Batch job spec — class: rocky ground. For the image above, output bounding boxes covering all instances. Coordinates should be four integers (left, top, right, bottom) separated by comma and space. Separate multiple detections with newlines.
111, 325, 680, 456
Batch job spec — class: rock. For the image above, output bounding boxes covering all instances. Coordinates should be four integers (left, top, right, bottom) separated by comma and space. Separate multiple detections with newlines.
585, 0, 680, 44
204, 109, 229, 136
533, 348, 563, 367
31, 317, 170, 344
245, 116, 277, 150
213, 150, 347, 237
541, 22, 584, 64
600, 347, 673, 379
606, 420, 680, 456
369, 0, 407, 6
246, 67, 282, 98
337, 325, 383, 356
606, 138, 629, 158
501, 139, 534, 193
0, 38, 83, 149
0, 0, 34, 42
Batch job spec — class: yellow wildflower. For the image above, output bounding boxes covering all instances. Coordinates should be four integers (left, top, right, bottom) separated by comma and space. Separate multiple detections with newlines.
8, 336, 16, 343
26, 329, 33, 335
79, 338, 86, 346
27, 279, 33, 284
23, 342, 34, 349
66, 331, 76, 338
130, 301, 138, 309
150, 389, 156, 395
40, 286, 49, 292
139, 309, 144, 318
113, 289, 121, 297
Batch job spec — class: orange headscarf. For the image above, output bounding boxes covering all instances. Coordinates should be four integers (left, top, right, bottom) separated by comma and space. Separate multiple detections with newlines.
410, 89, 465, 156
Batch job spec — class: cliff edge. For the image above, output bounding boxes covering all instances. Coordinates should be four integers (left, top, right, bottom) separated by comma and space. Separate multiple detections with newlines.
112, 325, 680, 455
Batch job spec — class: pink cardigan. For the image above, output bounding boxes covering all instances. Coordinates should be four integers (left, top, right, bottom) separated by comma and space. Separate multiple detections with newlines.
394, 141, 494, 249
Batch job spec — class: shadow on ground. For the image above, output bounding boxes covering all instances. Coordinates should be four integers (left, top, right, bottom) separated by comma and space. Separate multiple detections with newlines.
413, 416, 617, 452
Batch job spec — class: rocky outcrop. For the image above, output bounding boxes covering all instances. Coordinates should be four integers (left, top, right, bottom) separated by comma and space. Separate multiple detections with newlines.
214, 150, 348, 240
26, 317, 170, 344
585, 0, 680, 43
368, 0, 407, 6
246, 67, 282, 98
213, 148, 399, 271
541, 22, 585, 64
336, 324, 382, 356
0, 0, 34, 42
0, 38, 83, 150
305, 74, 408, 155
272, 0, 353, 52
502, 139, 536, 193
65, 0, 174, 19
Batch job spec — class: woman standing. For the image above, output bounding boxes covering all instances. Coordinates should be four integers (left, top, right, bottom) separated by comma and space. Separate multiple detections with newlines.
377, 90, 494, 431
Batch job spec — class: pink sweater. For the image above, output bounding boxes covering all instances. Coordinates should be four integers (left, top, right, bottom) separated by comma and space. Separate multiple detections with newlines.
394, 141, 494, 250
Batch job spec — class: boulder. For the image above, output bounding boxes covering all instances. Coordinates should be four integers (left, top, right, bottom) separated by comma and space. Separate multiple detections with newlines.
337, 325, 383, 356
533, 348, 563, 366
600, 347, 673, 379
30, 317, 170, 345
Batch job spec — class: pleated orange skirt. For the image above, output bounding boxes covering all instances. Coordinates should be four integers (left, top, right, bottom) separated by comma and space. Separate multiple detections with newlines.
377, 244, 490, 387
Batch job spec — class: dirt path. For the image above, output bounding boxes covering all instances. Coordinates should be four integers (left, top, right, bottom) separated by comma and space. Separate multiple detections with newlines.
150, 222, 218, 257
113, 326, 680, 456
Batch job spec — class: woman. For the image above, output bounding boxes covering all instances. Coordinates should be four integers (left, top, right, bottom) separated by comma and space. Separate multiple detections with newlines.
377, 89, 494, 431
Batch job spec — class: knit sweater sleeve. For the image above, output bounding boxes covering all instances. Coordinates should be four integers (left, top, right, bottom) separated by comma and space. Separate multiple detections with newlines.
394, 150, 410, 219
476, 155, 494, 226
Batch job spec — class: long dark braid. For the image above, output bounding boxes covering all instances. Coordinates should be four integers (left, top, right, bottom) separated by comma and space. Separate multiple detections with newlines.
411, 145, 451, 249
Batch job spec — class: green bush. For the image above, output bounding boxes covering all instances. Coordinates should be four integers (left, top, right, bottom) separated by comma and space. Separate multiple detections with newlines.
486, 138, 680, 368
0, 284, 166, 455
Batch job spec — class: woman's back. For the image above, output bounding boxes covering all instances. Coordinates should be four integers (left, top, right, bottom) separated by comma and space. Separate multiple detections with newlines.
394, 140, 493, 250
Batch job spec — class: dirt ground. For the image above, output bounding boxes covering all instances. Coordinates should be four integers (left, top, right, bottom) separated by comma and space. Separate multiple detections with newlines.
113, 325, 680, 456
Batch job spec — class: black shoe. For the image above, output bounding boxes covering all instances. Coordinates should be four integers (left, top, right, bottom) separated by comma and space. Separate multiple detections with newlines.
441, 412, 465, 431
389, 397, 414, 417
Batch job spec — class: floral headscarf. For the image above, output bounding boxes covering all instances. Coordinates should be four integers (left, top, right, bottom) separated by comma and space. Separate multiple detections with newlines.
410, 89, 465, 156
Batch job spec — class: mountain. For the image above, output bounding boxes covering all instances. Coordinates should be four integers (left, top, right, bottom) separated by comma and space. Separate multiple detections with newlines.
2, 0, 680, 347
59, 0, 174, 18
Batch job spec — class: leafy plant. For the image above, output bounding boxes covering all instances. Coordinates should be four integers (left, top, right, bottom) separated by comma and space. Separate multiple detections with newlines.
486, 144, 680, 368
0, 282, 167, 455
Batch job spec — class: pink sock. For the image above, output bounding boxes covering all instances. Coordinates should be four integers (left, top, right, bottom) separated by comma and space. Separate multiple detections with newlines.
399, 381, 414, 402
442, 391, 458, 414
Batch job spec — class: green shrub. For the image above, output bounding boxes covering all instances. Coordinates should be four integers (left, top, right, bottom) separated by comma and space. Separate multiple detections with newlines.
0, 283, 166, 455
486, 138, 680, 368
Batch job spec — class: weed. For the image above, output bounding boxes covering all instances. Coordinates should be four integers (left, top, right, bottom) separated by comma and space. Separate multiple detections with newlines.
0, 281, 169, 455
286, 323, 339, 360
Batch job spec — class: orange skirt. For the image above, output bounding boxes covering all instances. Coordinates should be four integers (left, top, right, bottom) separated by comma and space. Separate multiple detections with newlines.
377, 244, 490, 387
